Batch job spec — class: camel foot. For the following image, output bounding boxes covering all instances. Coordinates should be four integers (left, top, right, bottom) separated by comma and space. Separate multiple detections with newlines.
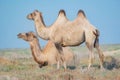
100, 67, 105, 71
80, 67, 88, 73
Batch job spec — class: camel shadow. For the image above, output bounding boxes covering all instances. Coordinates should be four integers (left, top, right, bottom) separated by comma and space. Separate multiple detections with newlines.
67, 66, 76, 70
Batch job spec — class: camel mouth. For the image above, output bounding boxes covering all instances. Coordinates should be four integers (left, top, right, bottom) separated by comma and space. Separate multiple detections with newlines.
17, 33, 22, 38
26, 14, 33, 20
26, 15, 31, 20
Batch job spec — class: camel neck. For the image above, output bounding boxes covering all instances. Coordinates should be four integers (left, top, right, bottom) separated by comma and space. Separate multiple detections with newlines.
29, 39, 42, 63
34, 17, 50, 40
34, 17, 45, 28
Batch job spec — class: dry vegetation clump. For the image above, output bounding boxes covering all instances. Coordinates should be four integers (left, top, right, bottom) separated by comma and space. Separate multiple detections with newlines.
0, 57, 13, 65
103, 56, 120, 70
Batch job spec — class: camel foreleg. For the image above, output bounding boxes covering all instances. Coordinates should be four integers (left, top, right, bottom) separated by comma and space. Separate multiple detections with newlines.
86, 42, 94, 69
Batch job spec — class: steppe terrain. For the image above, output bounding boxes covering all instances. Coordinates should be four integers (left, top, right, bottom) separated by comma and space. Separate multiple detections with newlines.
0, 44, 120, 80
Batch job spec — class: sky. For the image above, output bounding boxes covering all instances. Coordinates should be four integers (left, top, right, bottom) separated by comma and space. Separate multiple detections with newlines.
0, 0, 120, 49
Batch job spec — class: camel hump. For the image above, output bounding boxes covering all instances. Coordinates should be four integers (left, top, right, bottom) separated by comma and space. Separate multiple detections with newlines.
77, 10, 86, 18
59, 9, 66, 16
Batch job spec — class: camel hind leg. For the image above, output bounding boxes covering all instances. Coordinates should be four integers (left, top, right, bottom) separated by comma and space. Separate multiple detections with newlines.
94, 37, 104, 69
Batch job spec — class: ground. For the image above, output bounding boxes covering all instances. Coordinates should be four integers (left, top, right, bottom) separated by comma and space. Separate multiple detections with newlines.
0, 44, 120, 80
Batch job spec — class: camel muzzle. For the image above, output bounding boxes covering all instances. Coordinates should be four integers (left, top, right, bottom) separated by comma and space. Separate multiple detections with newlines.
17, 33, 22, 38
26, 13, 34, 20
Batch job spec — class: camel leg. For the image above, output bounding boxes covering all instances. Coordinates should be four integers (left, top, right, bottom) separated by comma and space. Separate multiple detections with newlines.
95, 45, 104, 69
56, 54, 61, 69
61, 54, 66, 70
55, 43, 66, 70
60, 54, 66, 70
57, 61, 60, 69
63, 62, 67, 70
94, 38, 104, 69
86, 42, 94, 69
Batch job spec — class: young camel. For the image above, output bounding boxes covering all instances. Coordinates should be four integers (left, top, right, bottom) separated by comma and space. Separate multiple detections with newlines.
17, 32, 73, 69
27, 10, 104, 69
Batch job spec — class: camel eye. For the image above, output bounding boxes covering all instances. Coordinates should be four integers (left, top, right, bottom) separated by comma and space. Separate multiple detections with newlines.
26, 33, 29, 36
30, 13, 32, 16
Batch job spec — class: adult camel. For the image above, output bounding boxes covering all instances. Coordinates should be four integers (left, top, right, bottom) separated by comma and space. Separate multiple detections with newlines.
27, 10, 104, 69
17, 32, 73, 69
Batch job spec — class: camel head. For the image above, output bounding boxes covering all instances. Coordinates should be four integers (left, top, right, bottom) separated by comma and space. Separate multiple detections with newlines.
17, 32, 37, 42
27, 10, 42, 20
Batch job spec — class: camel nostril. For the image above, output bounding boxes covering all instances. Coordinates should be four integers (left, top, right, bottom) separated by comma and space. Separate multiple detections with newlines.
17, 33, 22, 38
27, 13, 34, 20
17, 33, 21, 36
26, 14, 30, 19
26, 15, 29, 19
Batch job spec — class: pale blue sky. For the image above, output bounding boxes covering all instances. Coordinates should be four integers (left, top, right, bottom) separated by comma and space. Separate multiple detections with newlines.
0, 0, 120, 49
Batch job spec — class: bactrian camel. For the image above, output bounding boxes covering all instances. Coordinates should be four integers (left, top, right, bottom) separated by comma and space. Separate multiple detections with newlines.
17, 32, 73, 69
27, 10, 104, 69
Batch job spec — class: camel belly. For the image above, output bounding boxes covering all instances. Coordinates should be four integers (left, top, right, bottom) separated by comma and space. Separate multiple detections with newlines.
62, 34, 85, 46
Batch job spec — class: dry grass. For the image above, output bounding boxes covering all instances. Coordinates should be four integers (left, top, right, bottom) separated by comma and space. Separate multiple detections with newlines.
0, 44, 120, 80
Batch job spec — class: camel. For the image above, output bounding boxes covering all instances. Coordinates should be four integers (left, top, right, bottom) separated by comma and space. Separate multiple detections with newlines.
27, 10, 104, 69
17, 32, 73, 69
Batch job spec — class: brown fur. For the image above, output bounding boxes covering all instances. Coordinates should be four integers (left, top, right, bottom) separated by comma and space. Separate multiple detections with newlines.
27, 10, 104, 69
17, 32, 73, 69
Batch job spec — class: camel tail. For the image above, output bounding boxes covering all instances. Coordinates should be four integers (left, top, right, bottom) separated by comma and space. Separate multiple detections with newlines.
93, 29, 100, 48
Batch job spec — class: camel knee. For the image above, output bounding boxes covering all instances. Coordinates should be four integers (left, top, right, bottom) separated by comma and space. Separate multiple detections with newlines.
88, 56, 94, 64
86, 42, 91, 49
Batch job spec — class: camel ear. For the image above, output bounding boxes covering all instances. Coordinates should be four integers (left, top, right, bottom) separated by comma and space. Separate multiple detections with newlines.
29, 31, 36, 38
34, 10, 40, 16
77, 10, 86, 18
58, 9, 66, 16
34, 10, 42, 15
29, 31, 34, 35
